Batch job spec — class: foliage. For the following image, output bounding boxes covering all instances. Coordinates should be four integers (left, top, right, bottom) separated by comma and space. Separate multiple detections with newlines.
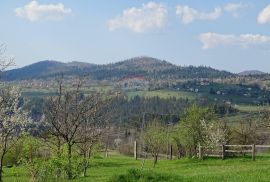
24, 156, 86, 181
200, 120, 230, 153
144, 121, 167, 166
174, 105, 215, 157
110, 168, 181, 182
0, 86, 31, 180
108, 95, 190, 128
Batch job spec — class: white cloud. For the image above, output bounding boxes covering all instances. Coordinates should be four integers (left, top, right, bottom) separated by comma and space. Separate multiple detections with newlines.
176, 5, 221, 24
224, 3, 248, 17
15, 1, 72, 22
108, 2, 167, 33
257, 5, 270, 24
199, 32, 270, 50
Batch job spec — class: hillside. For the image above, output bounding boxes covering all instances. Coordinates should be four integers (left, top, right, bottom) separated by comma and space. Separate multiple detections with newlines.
238, 70, 266, 76
3, 60, 96, 81
2, 57, 234, 81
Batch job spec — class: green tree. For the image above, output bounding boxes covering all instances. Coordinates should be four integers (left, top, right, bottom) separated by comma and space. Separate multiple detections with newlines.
177, 105, 215, 157
144, 120, 166, 167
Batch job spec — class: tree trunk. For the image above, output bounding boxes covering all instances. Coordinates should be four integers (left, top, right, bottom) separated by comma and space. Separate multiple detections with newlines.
67, 144, 72, 179
177, 148, 181, 159
0, 152, 5, 182
140, 152, 147, 170
0, 162, 2, 182
153, 153, 158, 167
29, 143, 33, 163
0, 145, 8, 182
82, 151, 88, 177
57, 136, 61, 158
82, 159, 88, 177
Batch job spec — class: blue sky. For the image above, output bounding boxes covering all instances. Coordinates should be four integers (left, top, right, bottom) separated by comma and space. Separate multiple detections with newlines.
1, 0, 270, 73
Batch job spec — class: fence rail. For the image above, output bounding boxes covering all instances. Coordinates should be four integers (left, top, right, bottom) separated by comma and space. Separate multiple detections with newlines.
225, 150, 252, 153
199, 144, 270, 161
131, 141, 270, 161
225, 145, 253, 147
255, 145, 270, 148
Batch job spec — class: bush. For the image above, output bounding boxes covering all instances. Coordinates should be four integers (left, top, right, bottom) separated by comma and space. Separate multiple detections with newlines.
110, 168, 182, 182
24, 156, 86, 181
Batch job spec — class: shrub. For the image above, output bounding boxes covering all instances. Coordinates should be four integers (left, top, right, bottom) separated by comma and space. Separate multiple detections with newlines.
110, 168, 182, 182
24, 156, 86, 181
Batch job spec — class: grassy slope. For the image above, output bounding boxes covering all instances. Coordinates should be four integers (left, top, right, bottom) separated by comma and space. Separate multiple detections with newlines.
3, 154, 270, 182
126, 90, 195, 100
235, 105, 270, 112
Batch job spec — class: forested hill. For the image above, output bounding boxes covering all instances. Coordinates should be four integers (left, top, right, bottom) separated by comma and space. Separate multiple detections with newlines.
238, 70, 266, 76
3, 57, 234, 81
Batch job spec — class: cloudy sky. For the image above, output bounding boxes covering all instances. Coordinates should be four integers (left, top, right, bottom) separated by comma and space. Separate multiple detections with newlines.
1, 0, 270, 72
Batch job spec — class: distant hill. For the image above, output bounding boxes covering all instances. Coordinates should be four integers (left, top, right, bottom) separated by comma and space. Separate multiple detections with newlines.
2, 57, 234, 81
238, 70, 266, 76
3, 60, 96, 81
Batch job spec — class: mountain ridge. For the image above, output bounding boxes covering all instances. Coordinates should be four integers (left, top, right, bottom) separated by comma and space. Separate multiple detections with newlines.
2, 57, 234, 81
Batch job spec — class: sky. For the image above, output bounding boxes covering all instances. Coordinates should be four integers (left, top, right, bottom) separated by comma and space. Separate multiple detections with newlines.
1, 0, 270, 73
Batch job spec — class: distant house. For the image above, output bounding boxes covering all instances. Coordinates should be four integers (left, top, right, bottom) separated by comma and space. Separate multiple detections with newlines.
244, 93, 251, 97
117, 75, 149, 90
200, 80, 210, 86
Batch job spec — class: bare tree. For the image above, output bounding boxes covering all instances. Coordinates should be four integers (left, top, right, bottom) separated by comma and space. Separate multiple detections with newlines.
0, 44, 14, 73
44, 77, 110, 179
76, 93, 111, 177
232, 120, 258, 145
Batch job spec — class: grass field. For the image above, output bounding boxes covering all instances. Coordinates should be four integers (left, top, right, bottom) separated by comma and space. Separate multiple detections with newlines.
234, 105, 270, 112
3, 153, 270, 182
126, 90, 196, 100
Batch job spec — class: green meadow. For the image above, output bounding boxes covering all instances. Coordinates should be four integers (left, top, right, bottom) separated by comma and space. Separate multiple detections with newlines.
126, 90, 195, 100
3, 153, 270, 182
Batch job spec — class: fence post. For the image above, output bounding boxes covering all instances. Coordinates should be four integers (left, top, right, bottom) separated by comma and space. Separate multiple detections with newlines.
252, 144, 255, 161
105, 149, 108, 158
170, 145, 173, 160
134, 140, 137, 160
199, 145, 203, 160
222, 145, 225, 160
166, 143, 169, 160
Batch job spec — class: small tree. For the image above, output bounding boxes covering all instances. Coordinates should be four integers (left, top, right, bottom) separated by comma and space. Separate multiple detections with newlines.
76, 97, 109, 177
44, 78, 109, 179
178, 105, 215, 157
0, 87, 30, 181
144, 121, 166, 167
232, 120, 258, 145
201, 119, 230, 155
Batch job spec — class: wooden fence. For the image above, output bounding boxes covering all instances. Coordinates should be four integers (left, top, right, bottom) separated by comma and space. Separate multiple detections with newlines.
133, 140, 173, 160
132, 141, 270, 161
199, 144, 270, 161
